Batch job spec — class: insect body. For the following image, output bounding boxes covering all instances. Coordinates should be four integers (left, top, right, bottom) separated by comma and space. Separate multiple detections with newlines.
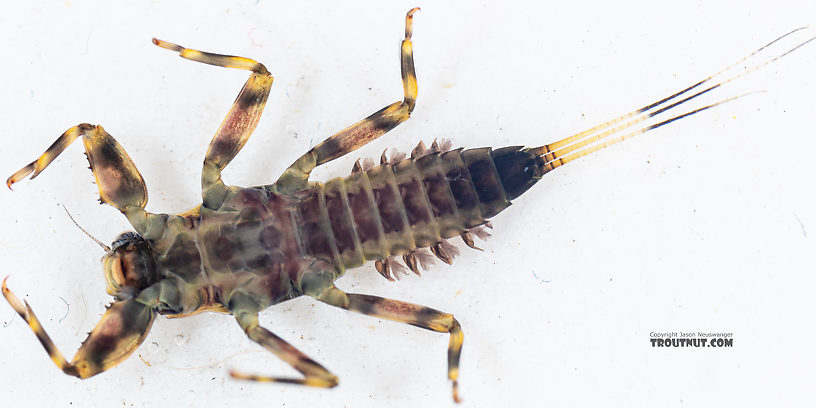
3, 8, 813, 403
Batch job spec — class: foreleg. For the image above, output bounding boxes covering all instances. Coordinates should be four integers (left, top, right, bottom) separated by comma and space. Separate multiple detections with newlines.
2, 277, 156, 379
6, 123, 165, 238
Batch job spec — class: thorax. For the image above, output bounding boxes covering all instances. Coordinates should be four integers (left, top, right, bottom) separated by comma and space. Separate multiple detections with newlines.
150, 185, 311, 314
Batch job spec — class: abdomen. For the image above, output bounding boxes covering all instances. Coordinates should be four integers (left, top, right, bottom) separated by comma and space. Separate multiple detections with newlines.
295, 144, 543, 273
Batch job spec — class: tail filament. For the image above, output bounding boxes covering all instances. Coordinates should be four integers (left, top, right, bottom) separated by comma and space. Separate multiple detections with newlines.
528, 27, 815, 175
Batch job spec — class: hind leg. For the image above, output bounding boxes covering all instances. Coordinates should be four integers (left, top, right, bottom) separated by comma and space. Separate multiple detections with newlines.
153, 39, 275, 209
277, 8, 420, 193
305, 283, 463, 402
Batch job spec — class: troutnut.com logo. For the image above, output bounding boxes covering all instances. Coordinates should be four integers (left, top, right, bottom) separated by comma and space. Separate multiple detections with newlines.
650, 332, 733, 347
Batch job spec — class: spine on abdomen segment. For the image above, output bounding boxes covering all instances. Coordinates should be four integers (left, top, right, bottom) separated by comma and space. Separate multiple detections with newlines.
297, 144, 546, 278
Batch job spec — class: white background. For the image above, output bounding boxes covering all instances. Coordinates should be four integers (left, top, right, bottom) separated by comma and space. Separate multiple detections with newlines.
1, 1, 815, 407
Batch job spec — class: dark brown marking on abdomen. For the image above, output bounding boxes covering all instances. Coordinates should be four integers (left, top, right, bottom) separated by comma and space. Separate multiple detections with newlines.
344, 171, 388, 260
440, 149, 484, 228
462, 148, 510, 218
296, 183, 340, 267
416, 152, 462, 238
324, 178, 364, 268
367, 164, 414, 255
391, 158, 439, 248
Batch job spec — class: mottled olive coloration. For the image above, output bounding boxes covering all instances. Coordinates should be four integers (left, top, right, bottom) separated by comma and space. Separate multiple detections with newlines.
3, 8, 813, 404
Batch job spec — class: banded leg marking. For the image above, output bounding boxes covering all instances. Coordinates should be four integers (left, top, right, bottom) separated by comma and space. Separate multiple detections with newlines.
278, 8, 420, 192
153, 38, 274, 208
7, 123, 146, 207
5, 123, 165, 237
2, 278, 156, 379
231, 310, 338, 388
311, 285, 464, 403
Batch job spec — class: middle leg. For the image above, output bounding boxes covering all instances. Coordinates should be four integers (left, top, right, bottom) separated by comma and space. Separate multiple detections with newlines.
230, 308, 338, 387
153, 39, 275, 209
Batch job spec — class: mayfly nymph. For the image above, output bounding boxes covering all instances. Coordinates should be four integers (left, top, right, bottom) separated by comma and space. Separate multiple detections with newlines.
4, 8, 814, 403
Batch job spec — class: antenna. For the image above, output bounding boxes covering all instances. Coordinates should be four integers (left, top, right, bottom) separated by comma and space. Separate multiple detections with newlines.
62, 205, 111, 252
